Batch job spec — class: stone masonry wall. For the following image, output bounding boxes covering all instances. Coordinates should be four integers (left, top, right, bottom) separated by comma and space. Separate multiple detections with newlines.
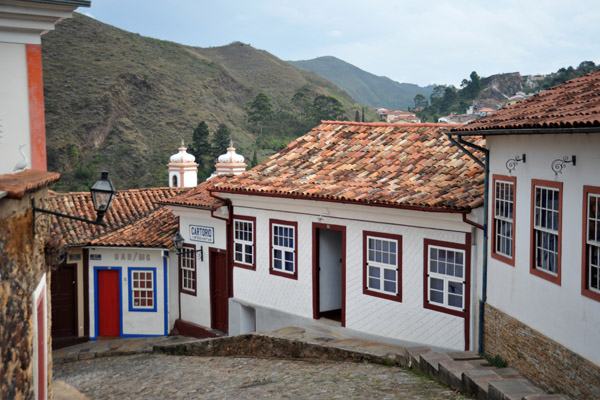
484, 304, 600, 399
0, 193, 52, 400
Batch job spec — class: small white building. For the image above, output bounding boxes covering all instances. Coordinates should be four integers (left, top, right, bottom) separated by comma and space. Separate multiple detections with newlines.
209, 122, 486, 351
452, 70, 600, 399
168, 140, 198, 188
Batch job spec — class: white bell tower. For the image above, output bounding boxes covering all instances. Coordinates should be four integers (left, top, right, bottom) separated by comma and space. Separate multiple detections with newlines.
167, 140, 198, 187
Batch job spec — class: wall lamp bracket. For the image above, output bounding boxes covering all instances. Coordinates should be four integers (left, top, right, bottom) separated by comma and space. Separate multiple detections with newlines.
172, 232, 204, 262
551, 155, 576, 176
505, 154, 526, 174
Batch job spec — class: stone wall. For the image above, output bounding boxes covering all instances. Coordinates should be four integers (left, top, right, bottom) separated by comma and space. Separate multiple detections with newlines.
0, 193, 52, 399
484, 303, 600, 399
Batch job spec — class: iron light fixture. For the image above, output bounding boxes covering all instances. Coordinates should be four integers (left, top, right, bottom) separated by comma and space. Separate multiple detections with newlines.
32, 171, 116, 227
505, 154, 526, 174
172, 232, 203, 261
551, 155, 576, 176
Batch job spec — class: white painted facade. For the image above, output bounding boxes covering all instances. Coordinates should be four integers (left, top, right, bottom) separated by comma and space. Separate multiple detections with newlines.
486, 133, 600, 365
224, 194, 482, 351
0, 42, 31, 174
87, 247, 173, 339
168, 206, 228, 328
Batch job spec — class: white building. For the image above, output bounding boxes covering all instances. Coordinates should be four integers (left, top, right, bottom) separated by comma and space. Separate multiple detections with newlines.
205, 122, 485, 351
168, 140, 198, 188
452, 70, 600, 399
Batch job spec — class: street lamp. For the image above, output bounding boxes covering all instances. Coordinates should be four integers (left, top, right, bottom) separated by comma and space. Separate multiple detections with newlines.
172, 232, 203, 261
32, 171, 116, 227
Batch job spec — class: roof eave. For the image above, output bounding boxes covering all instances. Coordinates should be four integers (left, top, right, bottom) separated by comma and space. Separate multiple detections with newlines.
453, 126, 600, 136
213, 187, 473, 214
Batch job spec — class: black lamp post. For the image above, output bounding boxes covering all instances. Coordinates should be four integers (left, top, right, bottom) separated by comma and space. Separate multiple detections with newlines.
32, 171, 116, 227
172, 232, 203, 261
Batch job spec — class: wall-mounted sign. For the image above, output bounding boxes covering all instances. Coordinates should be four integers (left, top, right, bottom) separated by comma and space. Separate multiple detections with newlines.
190, 225, 214, 243
69, 253, 82, 261
90, 254, 101, 260
113, 252, 151, 262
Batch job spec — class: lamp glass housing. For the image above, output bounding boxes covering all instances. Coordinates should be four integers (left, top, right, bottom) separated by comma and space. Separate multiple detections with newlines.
173, 232, 185, 252
90, 171, 116, 214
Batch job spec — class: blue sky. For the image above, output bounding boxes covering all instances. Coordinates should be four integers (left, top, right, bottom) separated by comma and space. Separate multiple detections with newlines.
83, 0, 600, 87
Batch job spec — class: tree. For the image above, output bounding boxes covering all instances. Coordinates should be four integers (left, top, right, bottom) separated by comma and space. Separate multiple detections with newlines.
354, 110, 360, 122
188, 121, 210, 168
247, 92, 274, 135
413, 94, 428, 109
212, 123, 231, 158
312, 95, 345, 121
250, 151, 258, 168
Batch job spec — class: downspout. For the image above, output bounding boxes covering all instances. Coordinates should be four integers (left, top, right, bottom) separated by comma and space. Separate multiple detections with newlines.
446, 133, 489, 355
209, 190, 234, 298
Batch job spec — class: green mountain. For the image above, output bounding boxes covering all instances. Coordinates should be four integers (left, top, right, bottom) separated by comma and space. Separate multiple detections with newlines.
42, 14, 363, 191
289, 56, 435, 110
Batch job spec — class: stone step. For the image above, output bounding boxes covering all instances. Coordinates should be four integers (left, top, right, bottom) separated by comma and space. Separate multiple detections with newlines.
463, 368, 505, 400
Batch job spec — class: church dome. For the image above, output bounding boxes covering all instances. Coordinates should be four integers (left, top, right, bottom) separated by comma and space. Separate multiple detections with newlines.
218, 141, 245, 163
170, 140, 196, 163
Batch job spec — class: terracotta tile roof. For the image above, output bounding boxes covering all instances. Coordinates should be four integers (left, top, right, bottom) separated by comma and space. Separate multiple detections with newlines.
46, 187, 186, 247
0, 170, 60, 199
455, 70, 600, 133
214, 121, 485, 212
90, 207, 177, 248
160, 175, 228, 209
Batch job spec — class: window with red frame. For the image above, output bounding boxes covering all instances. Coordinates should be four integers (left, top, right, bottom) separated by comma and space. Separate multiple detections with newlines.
270, 220, 297, 278
531, 181, 562, 280
492, 175, 516, 264
583, 186, 600, 300
234, 217, 255, 269
180, 243, 197, 295
363, 231, 402, 301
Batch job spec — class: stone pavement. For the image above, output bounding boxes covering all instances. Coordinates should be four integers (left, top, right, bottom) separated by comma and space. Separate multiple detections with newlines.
53, 325, 569, 399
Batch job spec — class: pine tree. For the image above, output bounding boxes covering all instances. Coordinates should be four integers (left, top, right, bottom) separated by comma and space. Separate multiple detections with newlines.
212, 123, 231, 158
251, 151, 258, 168
189, 121, 210, 169
354, 110, 360, 122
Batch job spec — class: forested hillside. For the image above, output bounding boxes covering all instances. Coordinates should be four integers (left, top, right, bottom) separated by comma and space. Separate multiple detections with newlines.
42, 14, 365, 191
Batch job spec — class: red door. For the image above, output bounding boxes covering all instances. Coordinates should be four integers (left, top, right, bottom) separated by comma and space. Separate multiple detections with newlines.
210, 249, 228, 333
97, 270, 120, 337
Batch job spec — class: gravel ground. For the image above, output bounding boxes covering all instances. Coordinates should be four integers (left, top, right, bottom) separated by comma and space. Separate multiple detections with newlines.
54, 354, 468, 399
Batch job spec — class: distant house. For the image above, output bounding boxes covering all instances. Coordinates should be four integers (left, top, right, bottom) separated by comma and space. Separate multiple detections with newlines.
385, 109, 420, 123
452, 70, 600, 399
207, 122, 485, 351
438, 114, 476, 124
0, 1, 90, 399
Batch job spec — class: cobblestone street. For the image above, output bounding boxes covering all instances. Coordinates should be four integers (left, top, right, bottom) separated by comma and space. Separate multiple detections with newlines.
54, 354, 468, 399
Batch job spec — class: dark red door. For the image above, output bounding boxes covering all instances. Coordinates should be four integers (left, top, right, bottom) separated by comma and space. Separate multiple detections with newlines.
97, 270, 120, 337
210, 249, 228, 333
51, 265, 77, 339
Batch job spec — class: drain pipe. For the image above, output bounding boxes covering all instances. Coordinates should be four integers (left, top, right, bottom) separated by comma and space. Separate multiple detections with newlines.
446, 133, 489, 355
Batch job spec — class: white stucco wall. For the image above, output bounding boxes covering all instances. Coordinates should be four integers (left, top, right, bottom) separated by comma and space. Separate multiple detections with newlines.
486, 133, 600, 364
87, 247, 169, 338
0, 42, 31, 174
169, 207, 228, 328
225, 194, 479, 350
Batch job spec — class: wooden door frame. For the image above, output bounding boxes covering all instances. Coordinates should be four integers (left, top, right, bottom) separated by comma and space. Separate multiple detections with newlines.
93, 267, 122, 338
209, 247, 228, 333
312, 223, 346, 326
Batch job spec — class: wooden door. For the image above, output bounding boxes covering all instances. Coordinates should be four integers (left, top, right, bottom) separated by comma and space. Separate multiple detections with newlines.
97, 270, 120, 337
51, 265, 77, 339
210, 249, 228, 333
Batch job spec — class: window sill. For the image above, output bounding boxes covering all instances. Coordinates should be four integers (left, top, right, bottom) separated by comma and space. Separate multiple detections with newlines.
363, 288, 402, 303
269, 268, 297, 280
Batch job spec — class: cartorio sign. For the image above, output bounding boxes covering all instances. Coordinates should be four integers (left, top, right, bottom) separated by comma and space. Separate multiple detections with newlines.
190, 225, 214, 243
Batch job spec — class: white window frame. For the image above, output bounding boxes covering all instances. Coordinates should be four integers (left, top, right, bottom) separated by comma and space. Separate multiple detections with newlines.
533, 185, 560, 275
366, 235, 399, 296
271, 223, 295, 275
234, 218, 254, 267
427, 245, 465, 312
587, 192, 600, 294
494, 178, 514, 259
131, 269, 155, 310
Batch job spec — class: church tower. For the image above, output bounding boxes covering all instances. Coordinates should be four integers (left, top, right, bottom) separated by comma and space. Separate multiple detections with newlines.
167, 140, 198, 187
214, 140, 247, 177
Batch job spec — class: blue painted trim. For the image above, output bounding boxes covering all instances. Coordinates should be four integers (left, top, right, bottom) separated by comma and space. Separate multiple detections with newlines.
127, 267, 158, 312
163, 255, 169, 336
92, 266, 123, 340
120, 334, 166, 338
